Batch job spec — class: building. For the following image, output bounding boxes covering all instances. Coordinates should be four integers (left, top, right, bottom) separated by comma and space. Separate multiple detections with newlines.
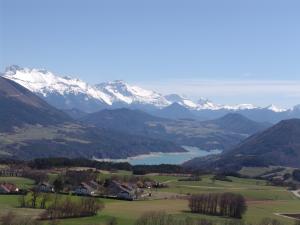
107, 181, 137, 200
0, 183, 19, 194
74, 182, 96, 196
38, 182, 54, 193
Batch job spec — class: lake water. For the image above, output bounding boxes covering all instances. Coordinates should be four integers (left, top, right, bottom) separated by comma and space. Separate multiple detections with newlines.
95, 146, 221, 165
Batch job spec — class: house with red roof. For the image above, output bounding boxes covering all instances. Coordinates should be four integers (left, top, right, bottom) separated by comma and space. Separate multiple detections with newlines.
0, 183, 19, 194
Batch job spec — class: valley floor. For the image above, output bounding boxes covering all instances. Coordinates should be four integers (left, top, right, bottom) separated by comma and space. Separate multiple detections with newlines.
0, 172, 299, 225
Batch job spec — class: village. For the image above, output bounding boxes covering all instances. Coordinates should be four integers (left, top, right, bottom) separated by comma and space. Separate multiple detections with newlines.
0, 165, 168, 201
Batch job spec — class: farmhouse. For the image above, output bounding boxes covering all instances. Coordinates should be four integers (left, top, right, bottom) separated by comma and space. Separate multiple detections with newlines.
74, 182, 97, 196
0, 183, 19, 194
38, 182, 54, 193
106, 181, 137, 200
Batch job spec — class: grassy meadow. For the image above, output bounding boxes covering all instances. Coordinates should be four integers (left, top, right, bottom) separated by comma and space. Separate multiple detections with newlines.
0, 169, 299, 225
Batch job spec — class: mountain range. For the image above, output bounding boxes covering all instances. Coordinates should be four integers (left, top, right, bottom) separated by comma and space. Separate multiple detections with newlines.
81, 109, 270, 151
3, 65, 298, 123
2, 65, 300, 169
0, 72, 270, 160
0, 76, 183, 160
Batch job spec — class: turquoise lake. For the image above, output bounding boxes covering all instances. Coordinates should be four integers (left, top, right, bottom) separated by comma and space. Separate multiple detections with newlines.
96, 146, 221, 165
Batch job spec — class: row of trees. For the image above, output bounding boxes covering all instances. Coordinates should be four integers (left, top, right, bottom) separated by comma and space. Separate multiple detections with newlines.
41, 197, 104, 220
189, 193, 247, 219
135, 212, 300, 225
19, 191, 105, 220
28, 157, 132, 171
132, 164, 184, 175
19, 192, 51, 209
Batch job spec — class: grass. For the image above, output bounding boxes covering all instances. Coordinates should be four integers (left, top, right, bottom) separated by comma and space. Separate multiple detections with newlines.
0, 172, 299, 225
0, 177, 35, 189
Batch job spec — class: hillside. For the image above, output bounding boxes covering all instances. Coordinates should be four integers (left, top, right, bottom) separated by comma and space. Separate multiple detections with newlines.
81, 108, 167, 134
82, 109, 269, 151
0, 76, 72, 131
184, 119, 300, 170
205, 113, 271, 134
0, 78, 184, 160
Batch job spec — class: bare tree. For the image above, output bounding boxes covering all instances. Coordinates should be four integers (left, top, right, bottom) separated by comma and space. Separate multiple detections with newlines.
31, 189, 40, 208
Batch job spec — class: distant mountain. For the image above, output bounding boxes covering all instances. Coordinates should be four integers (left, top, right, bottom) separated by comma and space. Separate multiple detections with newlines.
81, 108, 167, 134
184, 119, 300, 170
0, 77, 184, 160
96, 80, 169, 109
153, 103, 198, 120
204, 113, 271, 134
63, 108, 88, 119
2, 66, 170, 112
0, 76, 72, 132
2, 66, 293, 124
82, 108, 269, 151
165, 94, 198, 109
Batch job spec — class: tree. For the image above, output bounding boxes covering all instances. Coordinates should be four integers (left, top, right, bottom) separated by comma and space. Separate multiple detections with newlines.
41, 197, 104, 220
31, 189, 40, 208
53, 178, 64, 193
189, 192, 247, 219
40, 193, 51, 209
18, 195, 26, 208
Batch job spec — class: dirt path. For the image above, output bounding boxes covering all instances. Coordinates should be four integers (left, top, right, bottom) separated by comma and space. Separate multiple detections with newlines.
291, 189, 300, 198
274, 213, 300, 221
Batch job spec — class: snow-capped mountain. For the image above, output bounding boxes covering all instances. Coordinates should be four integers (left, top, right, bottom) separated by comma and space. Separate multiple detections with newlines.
264, 104, 287, 113
2, 65, 111, 112
2, 65, 171, 112
96, 80, 170, 108
1, 65, 289, 119
165, 94, 198, 109
197, 97, 222, 110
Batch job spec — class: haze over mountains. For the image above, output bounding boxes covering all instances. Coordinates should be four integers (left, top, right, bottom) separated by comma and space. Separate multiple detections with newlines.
3, 65, 299, 123
82, 109, 270, 151
1, 65, 300, 169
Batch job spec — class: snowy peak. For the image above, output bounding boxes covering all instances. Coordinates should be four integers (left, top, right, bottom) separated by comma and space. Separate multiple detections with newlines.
3, 66, 111, 105
1, 65, 289, 113
96, 80, 170, 107
265, 104, 287, 112
223, 103, 257, 111
2, 66, 169, 109
165, 94, 198, 109
197, 97, 220, 110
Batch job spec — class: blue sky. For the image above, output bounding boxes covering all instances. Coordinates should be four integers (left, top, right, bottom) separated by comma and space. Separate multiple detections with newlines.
1, 0, 300, 107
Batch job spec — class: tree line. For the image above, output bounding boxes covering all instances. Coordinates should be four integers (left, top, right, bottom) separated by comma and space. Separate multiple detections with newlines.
1, 157, 190, 175
41, 197, 104, 220
132, 164, 184, 175
189, 193, 247, 219
135, 211, 300, 225
18, 191, 104, 220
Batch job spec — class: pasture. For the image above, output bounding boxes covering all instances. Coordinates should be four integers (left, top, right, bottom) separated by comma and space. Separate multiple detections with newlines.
0, 171, 299, 225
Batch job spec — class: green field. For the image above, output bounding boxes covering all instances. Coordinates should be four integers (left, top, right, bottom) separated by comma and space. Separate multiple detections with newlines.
0, 172, 299, 225
0, 177, 35, 189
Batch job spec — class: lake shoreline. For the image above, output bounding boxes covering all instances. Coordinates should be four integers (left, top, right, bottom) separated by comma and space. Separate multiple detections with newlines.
94, 146, 222, 165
